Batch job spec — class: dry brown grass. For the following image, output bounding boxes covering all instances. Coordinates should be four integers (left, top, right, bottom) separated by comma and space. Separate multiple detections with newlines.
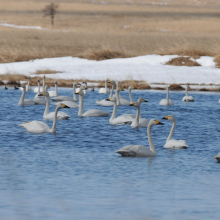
35, 69, 61, 75
214, 55, 220, 68
170, 84, 185, 90
165, 57, 201, 67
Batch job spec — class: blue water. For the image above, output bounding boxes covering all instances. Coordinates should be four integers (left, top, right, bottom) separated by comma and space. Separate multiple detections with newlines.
1, 87, 220, 220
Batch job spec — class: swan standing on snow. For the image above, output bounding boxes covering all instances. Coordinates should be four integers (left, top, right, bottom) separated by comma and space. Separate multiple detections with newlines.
182, 85, 194, 102
116, 119, 164, 157
96, 81, 115, 106
52, 82, 80, 102
18, 84, 35, 106
213, 153, 220, 162
159, 85, 174, 106
76, 86, 110, 117
162, 115, 188, 149
20, 76, 32, 91
39, 92, 70, 120
99, 78, 110, 94
48, 81, 59, 97
19, 103, 70, 133
34, 75, 45, 93
130, 98, 149, 128
106, 97, 136, 125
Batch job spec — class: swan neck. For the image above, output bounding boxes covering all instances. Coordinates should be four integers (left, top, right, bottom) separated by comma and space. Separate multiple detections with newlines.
38, 81, 40, 94
43, 77, 45, 92
19, 88, 26, 105
166, 87, 169, 105
167, 119, 176, 142
55, 83, 58, 96
116, 90, 121, 106
51, 106, 59, 133
109, 84, 114, 98
105, 80, 107, 90
110, 101, 117, 121
78, 94, 84, 117
147, 123, 156, 154
129, 89, 133, 103
73, 84, 78, 101
186, 86, 188, 96
27, 80, 30, 90
44, 95, 50, 116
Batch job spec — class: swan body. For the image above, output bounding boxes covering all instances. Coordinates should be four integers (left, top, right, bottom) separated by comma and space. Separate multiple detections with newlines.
39, 92, 70, 120
77, 86, 110, 117
162, 115, 188, 149
116, 119, 163, 157
96, 81, 115, 106
54, 101, 79, 108
106, 97, 136, 125
33, 80, 48, 105
99, 78, 110, 94
213, 153, 220, 162
75, 81, 87, 94
19, 103, 70, 133
119, 86, 135, 105
52, 82, 80, 102
34, 75, 45, 93
18, 84, 35, 106
159, 85, 174, 106
182, 85, 194, 102
48, 81, 58, 97
130, 98, 149, 128
20, 76, 32, 91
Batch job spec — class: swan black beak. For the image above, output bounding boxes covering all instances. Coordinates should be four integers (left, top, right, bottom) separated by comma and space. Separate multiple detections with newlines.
129, 103, 135, 106
143, 100, 148, 102
105, 98, 110, 101
158, 122, 164, 125
64, 105, 70, 108
38, 92, 45, 96
162, 116, 169, 120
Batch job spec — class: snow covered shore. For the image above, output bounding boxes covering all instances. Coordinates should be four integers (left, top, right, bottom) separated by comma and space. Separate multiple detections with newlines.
0, 55, 219, 85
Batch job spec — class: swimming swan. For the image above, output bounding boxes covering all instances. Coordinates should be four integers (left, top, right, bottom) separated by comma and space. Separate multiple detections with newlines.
20, 76, 32, 91
119, 86, 135, 105
162, 115, 188, 149
106, 97, 136, 125
116, 119, 163, 157
75, 81, 87, 94
76, 86, 110, 117
54, 101, 79, 108
96, 81, 115, 106
213, 153, 220, 162
182, 85, 194, 102
99, 78, 110, 94
159, 85, 174, 106
19, 103, 70, 133
39, 92, 70, 120
130, 98, 149, 128
52, 82, 80, 102
48, 81, 59, 97
18, 84, 35, 106
34, 75, 45, 93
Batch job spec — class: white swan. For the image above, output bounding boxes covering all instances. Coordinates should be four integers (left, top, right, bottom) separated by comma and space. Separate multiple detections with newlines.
130, 98, 149, 128
34, 75, 45, 93
119, 86, 135, 105
182, 85, 194, 102
159, 85, 174, 106
113, 81, 125, 99
19, 76, 32, 91
116, 119, 164, 157
106, 97, 136, 125
162, 115, 188, 149
34, 79, 42, 98
54, 101, 79, 108
75, 81, 87, 94
52, 82, 80, 102
33, 84, 50, 105
19, 103, 70, 133
213, 153, 220, 162
48, 81, 59, 97
18, 84, 35, 106
96, 81, 115, 106
39, 92, 70, 120
99, 78, 110, 94
76, 86, 110, 117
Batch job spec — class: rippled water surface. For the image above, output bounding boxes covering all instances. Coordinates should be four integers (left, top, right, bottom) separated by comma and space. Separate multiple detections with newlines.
1, 87, 220, 220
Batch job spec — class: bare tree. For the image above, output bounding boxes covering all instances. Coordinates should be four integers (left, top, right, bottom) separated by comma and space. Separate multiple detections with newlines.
43, 3, 59, 27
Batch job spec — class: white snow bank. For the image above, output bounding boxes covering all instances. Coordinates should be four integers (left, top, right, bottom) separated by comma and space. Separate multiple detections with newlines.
0, 23, 47, 30
0, 55, 219, 85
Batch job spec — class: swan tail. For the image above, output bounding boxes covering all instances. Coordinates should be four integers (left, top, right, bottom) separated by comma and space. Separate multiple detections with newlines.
116, 150, 137, 157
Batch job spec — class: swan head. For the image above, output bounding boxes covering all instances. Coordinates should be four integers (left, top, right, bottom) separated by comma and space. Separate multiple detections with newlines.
128, 86, 135, 90
106, 97, 116, 102
137, 98, 148, 103
162, 115, 175, 122
55, 81, 58, 85
150, 119, 164, 126
38, 79, 40, 83
82, 81, 87, 86
73, 82, 81, 86
38, 91, 49, 97
56, 103, 70, 109
117, 88, 124, 92
75, 86, 87, 95
20, 84, 26, 89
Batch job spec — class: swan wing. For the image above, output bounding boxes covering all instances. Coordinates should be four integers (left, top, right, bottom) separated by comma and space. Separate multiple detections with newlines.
23, 99, 35, 105
52, 96, 75, 102
116, 145, 156, 157
44, 111, 70, 120
33, 97, 48, 105
83, 109, 110, 117
164, 139, 188, 149
99, 88, 110, 93
19, 121, 50, 133
95, 99, 114, 106
138, 118, 149, 127
48, 91, 57, 97
119, 99, 130, 105
159, 99, 174, 105
182, 96, 194, 102
34, 87, 44, 93
110, 116, 134, 125
54, 101, 79, 108
213, 153, 220, 162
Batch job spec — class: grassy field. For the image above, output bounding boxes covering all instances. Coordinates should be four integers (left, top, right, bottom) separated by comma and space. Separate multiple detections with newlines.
1, 0, 220, 64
